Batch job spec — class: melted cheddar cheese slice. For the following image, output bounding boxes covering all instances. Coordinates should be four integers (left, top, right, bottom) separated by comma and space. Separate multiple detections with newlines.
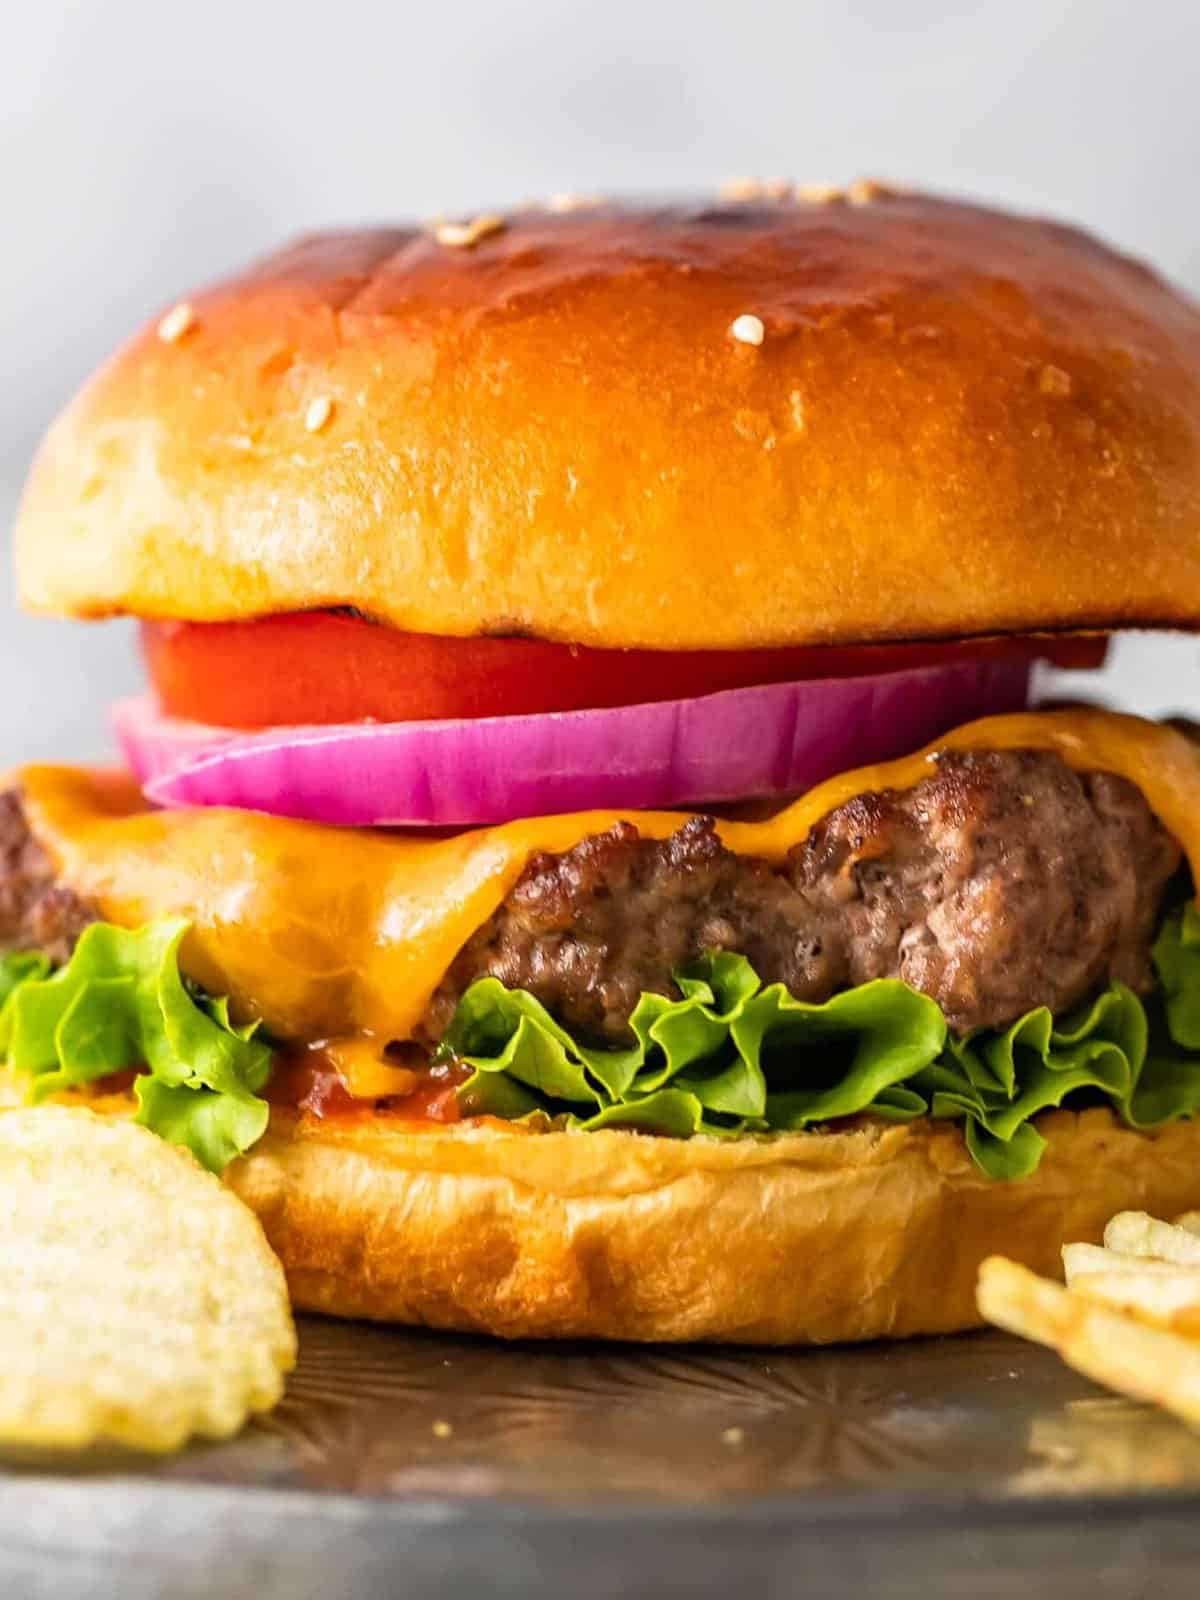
19, 709, 1200, 1046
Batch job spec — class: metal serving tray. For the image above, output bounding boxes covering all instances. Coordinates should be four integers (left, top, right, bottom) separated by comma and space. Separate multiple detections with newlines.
5, 1317, 1200, 1598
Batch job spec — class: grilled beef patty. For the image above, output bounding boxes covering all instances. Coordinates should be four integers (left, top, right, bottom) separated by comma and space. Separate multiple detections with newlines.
426, 750, 1182, 1042
0, 790, 94, 966
0, 750, 1184, 1044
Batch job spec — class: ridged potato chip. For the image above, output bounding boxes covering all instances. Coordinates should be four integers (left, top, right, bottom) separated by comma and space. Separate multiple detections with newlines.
1104, 1210, 1200, 1266
977, 1256, 1200, 1425
0, 1107, 296, 1453
1062, 1257, 1200, 1339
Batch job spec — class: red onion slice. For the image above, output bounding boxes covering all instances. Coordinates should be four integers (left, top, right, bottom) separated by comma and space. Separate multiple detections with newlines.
111, 701, 231, 787
113, 658, 1032, 828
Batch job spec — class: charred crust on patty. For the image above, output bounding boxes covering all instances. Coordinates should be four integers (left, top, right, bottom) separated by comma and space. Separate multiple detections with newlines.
0, 789, 95, 965
427, 751, 1181, 1044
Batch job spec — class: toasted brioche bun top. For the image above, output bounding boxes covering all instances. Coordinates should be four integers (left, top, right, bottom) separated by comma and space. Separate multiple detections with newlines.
15, 186, 1200, 649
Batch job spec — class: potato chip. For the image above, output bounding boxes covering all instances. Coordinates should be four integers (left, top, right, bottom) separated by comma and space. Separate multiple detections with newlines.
1061, 1242, 1131, 1281
1174, 1212, 1200, 1238
1104, 1210, 1200, 1267
0, 1107, 295, 1453
1066, 1269, 1200, 1339
1063, 1229, 1200, 1338
977, 1257, 1200, 1426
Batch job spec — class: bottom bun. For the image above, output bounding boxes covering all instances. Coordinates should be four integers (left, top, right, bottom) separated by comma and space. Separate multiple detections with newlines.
5, 1069, 1200, 1343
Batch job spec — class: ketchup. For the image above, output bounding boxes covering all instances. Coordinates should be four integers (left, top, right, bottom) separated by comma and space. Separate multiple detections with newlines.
267, 1043, 467, 1123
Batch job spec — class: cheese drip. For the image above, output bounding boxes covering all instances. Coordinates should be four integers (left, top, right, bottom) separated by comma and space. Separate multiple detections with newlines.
18, 710, 1200, 1047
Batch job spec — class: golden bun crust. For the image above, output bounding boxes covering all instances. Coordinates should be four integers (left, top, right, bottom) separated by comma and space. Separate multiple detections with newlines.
7, 1066, 1200, 1343
16, 189, 1200, 649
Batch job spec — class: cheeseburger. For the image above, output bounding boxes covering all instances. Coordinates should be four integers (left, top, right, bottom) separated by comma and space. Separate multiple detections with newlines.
5, 185, 1200, 1344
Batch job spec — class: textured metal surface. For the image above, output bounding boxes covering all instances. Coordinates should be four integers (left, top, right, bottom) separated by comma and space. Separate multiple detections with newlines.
5, 1317, 1200, 1597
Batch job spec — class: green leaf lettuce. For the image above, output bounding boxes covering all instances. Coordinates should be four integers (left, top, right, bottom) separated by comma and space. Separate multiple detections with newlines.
446, 952, 947, 1140
445, 906, 1200, 1181
0, 920, 273, 1173
7, 904, 1200, 1185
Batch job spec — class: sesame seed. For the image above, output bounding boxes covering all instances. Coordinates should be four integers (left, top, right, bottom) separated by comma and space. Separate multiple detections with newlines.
305, 395, 333, 433
1038, 364, 1073, 397
432, 1419, 454, 1439
721, 1426, 745, 1447
545, 193, 603, 213
433, 214, 507, 248
718, 177, 765, 201
795, 183, 844, 204
157, 303, 195, 344
847, 178, 897, 205
730, 314, 765, 347
718, 177, 791, 202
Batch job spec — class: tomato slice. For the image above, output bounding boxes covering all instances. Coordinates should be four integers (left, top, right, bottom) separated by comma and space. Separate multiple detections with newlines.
141, 614, 1109, 730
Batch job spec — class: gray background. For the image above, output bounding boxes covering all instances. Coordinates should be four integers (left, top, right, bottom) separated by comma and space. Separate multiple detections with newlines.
4, 0, 1198, 759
